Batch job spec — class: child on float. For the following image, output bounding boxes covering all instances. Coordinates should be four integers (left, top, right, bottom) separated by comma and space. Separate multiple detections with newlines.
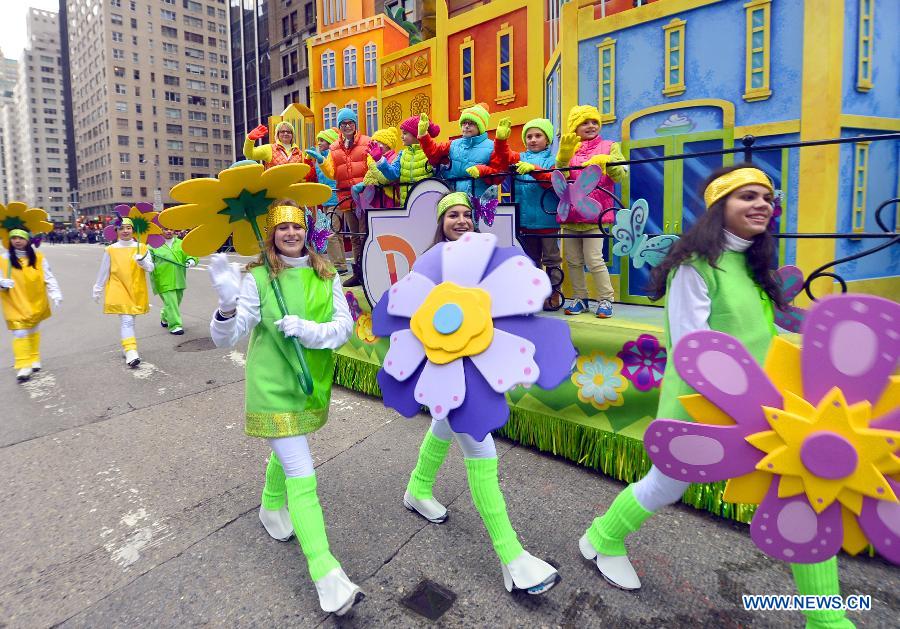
402, 190, 561, 596
0, 229, 62, 382
579, 165, 851, 629
416, 105, 509, 197
353, 126, 402, 207
309, 128, 349, 276
371, 115, 440, 205
150, 227, 198, 336
92, 218, 154, 368
556, 105, 627, 319
472, 118, 562, 310
207, 200, 359, 616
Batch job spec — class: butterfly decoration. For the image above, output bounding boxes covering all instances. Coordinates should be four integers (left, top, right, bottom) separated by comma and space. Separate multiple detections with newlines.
351, 184, 377, 221
306, 208, 330, 255
773, 265, 806, 333
611, 198, 680, 269
470, 185, 500, 227
344, 290, 362, 321
550, 165, 604, 223
768, 189, 783, 232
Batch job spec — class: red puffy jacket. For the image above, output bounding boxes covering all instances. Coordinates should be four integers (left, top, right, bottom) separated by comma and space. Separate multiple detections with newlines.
323, 133, 371, 207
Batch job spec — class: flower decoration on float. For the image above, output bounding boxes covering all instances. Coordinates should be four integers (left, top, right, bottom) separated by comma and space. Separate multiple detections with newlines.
372, 232, 577, 441
644, 294, 900, 565
0, 201, 53, 248
102, 202, 165, 247
617, 334, 667, 392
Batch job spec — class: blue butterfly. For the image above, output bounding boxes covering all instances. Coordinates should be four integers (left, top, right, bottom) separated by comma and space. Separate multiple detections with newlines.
611, 199, 679, 269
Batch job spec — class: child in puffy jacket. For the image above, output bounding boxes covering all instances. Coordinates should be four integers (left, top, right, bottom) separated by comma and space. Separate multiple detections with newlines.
310, 128, 348, 276
371, 116, 440, 205
355, 127, 402, 208
556, 105, 627, 319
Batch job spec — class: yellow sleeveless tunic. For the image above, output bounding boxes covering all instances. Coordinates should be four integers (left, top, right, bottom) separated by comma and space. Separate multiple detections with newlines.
104, 244, 150, 315
0, 252, 51, 330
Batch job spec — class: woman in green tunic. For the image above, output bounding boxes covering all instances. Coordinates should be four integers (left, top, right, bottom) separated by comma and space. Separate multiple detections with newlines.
208, 200, 360, 616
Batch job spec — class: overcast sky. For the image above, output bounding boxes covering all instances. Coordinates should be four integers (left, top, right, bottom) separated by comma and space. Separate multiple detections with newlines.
0, 0, 62, 61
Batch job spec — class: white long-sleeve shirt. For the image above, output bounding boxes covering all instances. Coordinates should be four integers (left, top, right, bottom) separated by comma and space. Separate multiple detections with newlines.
6, 250, 62, 302
209, 254, 352, 350
92, 240, 155, 295
666, 230, 752, 346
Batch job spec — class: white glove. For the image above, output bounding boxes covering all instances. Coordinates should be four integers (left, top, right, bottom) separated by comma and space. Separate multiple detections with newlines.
92, 285, 103, 303
185, 259, 197, 267
274, 315, 310, 341
209, 253, 241, 312
133, 253, 145, 262
0, 278, 14, 289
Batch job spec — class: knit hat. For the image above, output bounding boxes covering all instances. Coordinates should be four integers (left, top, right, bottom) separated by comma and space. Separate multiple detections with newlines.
436, 192, 472, 219
336, 107, 358, 126
371, 126, 402, 151
521, 118, 554, 145
567, 105, 602, 134
400, 115, 440, 138
316, 128, 339, 144
119, 217, 135, 228
8, 228, 30, 241
459, 103, 490, 134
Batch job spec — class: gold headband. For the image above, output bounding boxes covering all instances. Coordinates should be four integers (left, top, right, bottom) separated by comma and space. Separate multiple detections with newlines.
266, 205, 307, 232
703, 168, 774, 208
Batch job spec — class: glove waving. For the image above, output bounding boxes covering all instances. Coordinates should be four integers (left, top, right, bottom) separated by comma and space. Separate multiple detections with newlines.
417, 113, 430, 138
305, 148, 325, 164
209, 253, 242, 312
495, 117, 512, 141
368, 142, 384, 162
248, 124, 268, 141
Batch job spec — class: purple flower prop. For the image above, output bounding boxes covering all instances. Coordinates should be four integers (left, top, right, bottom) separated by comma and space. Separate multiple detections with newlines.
644, 294, 900, 565
617, 334, 666, 392
372, 232, 577, 441
102, 202, 165, 248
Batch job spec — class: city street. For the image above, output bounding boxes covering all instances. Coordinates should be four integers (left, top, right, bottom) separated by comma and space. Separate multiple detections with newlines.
0, 244, 897, 628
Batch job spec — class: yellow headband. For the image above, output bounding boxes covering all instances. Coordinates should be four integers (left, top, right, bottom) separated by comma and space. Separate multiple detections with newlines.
703, 168, 774, 208
266, 205, 307, 232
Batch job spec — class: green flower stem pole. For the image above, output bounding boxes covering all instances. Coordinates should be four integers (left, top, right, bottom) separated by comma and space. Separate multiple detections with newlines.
149, 251, 188, 268
249, 218, 314, 395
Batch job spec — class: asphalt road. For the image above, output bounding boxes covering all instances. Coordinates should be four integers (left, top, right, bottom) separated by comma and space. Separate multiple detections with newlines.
0, 244, 896, 628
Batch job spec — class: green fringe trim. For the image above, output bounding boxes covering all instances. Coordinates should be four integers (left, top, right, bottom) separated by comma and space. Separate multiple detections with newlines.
333, 353, 382, 397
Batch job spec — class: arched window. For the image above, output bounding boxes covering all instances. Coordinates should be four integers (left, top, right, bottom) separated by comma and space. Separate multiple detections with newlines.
363, 43, 378, 85
321, 49, 336, 90
343, 46, 357, 87
323, 103, 338, 129
365, 98, 378, 135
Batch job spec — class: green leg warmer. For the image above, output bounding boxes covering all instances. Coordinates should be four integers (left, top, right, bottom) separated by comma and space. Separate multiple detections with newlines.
585, 485, 653, 556
406, 430, 452, 500
464, 457, 524, 565
285, 474, 341, 581
790, 557, 854, 629
159, 290, 183, 328
261, 452, 287, 511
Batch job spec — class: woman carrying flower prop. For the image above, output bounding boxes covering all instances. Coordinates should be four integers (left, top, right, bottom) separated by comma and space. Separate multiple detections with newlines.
92, 217, 155, 368
101, 203, 165, 248
645, 293, 899, 629
578, 165, 787, 591
372, 198, 577, 596
204, 197, 358, 615
159, 161, 332, 393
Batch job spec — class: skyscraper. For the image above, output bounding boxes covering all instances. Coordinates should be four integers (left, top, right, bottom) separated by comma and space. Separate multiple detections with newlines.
0, 49, 19, 203
230, 0, 271, 161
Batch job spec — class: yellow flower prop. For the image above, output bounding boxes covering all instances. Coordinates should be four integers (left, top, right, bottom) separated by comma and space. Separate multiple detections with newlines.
119, 203, 164, 246
355, 313, 377, 344
159, 163, 332, 257
0, 202, 53, 248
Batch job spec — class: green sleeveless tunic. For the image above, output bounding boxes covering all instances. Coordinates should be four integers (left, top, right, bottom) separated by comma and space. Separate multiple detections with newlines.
245, 265, 335, 438
657, 251, 776, 421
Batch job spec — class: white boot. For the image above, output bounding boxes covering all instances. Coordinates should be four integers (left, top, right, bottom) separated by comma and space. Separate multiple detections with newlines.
16, 367, 33, 382
258, 506, 294, 541
403, 490, 448, 523
124, 349, 140, 368
313, 567, 363, 616
579, 534, 641, 590
31, 361, 41, 372
500, 550, 560, 595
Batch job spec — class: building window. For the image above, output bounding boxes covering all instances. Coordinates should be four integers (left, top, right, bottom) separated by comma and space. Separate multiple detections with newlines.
496, 25, 514, 104
663, 18, 686, 97
323, 103, 338, 129
345, 101, 358, 121
743, 0, 772, 101
856, 0, 874, 91
343, 46, 357, 87
460, 37, 474, 106
545, 64, 560, 142
363, 43, 377, 85
321, 50, 336, 90
365, 98, 378, 135
597, 37, 616, 123
851, 142, 870, 233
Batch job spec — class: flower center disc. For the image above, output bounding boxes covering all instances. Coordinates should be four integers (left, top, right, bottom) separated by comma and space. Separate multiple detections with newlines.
800, 431, 858, 480
433, 303, 463, 335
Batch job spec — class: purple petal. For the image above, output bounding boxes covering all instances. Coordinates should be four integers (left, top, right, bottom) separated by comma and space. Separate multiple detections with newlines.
385, 271, 435, 318
446, 358, 509, 442
103, 225, 118, 242
442, 232, 496, 287
494, 316, 576, 390
411, 240, 444, 285
146, 234, 165, 248
636, 334, 661, 357
801, 294, 900, 406
644, 419, 760, 482
414, 359, 466, 420
478, 255, 550, 317
383, 329, 425, 382
674, 330, 781, 433
482, 244, 526, 281
858, 479, 900, 565
377, 361, 425, 418
750, 481, 843, 564
114, 203, 131, 218
470, 329, 539, 392
371, 289, 410, 337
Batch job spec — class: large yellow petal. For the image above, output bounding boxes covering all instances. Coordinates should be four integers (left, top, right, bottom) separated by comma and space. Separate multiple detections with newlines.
873, 375, 900, 419
259, 162, 309, 192
837, 488, 864, 515
159, 203, 217, 230
763, 336, 803, 397
723, 470, 772, 504
746, 429, 784, 454
169, 178, 223, 204
182, 221, 233, 257
232, 219, 266, 256
840, 507, 869, 555
679, 393, 735, 426
777, 474, 805, 498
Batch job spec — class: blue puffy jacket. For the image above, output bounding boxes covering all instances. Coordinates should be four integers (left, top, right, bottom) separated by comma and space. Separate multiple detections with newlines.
447, 133, 494, 197
515, 148, 557, 230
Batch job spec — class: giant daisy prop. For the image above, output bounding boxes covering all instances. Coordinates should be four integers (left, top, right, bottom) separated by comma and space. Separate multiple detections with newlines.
0, 201, 53, 249
102, 202, 165, 247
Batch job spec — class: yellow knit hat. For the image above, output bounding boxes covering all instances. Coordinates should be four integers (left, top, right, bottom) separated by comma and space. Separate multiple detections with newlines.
567, 105, 602, 134
703, 168, 774, 208
371, 126, 402, 151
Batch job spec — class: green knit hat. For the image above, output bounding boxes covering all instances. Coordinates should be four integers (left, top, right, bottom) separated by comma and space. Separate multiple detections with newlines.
119, 217, 134, 228
8, 228, 30, 241
521, 118, 554, 145
316, 128, 338, 144
459, 102, 490, 134
436, 192, 472, 218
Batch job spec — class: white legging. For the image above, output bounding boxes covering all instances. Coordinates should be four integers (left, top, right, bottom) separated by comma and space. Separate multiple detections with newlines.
429, 417, 497, 459
11, 324, 38, 339
120, 315, 135, 339
631, 465, 691, 513
269, 435, 315, 478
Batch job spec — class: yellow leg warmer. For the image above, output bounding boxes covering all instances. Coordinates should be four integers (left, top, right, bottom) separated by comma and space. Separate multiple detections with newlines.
120, 336, 138, 353
29, 332, 41, 365
12, 337, 31, 369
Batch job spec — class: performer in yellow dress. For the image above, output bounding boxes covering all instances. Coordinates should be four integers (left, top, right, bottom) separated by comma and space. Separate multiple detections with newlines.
92, 218, 154, 367
1, 229, 62, 381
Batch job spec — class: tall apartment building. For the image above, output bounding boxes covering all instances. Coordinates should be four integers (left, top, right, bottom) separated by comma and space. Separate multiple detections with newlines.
64, 0, 234, 215
268, 0, 317, 113
0, 49, 18, 202
13, 10, 71, 223
230, 0, 271, 161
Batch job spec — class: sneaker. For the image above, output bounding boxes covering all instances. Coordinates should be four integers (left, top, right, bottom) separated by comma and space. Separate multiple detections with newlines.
160, 320, 169, 328
596, 300, 613, 319
579, 534, 640, 590
403, 490, 448, 523
314, 567, 364, 616
169, 327, 184, 335
564, 298, 589, 315
125, 349, 141, 368
31, 362, 41, 372
16, 367, 33, 382
500, 551, 561, 595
